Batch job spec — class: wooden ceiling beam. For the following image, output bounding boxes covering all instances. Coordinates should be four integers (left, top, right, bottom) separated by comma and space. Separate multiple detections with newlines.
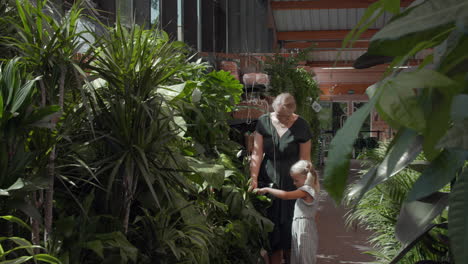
284, 41, 369, 49
305, 61, 356, 67
271, 0, 414, 10
306, 59, 422, 68
277, 29, 378, 41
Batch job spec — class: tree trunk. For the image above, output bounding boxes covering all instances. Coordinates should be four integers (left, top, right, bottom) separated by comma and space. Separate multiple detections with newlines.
39, 80, 46, 107
44, 65, 66, 242
31, 191, 42, 253
44, 146, 55, 243
122, 173, 132, 234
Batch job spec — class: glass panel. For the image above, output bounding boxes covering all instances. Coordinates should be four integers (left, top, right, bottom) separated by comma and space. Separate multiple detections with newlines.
332, 102, 348, 132
151, 0, 160, 25
353, 102, 370, 137
352, 101, 377, 157
116, 0, 133, 25
318, 101, 332, 131
317, 101, 348, 164
177, 0, 183, 41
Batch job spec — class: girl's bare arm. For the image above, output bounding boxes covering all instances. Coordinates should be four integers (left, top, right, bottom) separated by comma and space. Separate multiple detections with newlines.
256, 188, 309, 200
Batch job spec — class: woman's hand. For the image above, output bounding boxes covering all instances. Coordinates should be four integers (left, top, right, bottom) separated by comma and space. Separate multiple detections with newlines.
250, 177, 258, 190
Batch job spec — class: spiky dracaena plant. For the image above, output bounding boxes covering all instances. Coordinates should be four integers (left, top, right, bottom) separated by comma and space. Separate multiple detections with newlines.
85, 20, 195, 234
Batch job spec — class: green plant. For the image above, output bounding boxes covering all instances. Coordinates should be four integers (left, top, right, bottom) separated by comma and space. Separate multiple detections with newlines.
324, 0, 468, 263
2, 0, 90, 242
84, 20, 193, 233
0, 215, 61, 263
346, 143, 450, 263
0, 58, 58, 224
174, 69, 243, 157
131, 207, 212, 264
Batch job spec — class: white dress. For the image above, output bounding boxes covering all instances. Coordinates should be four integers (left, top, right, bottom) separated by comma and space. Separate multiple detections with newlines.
290, 185, 319, 264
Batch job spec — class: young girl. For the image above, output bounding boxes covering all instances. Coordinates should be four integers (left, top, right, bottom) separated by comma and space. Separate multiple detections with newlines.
255, 160, 320, 264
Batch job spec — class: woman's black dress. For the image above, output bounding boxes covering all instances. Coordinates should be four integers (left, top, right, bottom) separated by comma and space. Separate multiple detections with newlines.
255, 113, 312, 252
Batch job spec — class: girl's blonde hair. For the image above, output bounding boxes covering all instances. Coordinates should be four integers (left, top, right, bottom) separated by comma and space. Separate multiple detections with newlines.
290, 160, 319, 189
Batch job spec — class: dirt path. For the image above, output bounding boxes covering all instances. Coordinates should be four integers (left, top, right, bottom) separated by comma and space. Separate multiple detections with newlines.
316, 161, 377, 264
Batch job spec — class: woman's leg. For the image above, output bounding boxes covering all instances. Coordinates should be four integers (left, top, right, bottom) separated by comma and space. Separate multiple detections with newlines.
283, 249, 291, 264
270, 250, 282, 264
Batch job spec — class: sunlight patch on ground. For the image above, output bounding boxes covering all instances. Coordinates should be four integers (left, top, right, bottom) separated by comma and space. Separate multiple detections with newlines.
317, 254, 338, 260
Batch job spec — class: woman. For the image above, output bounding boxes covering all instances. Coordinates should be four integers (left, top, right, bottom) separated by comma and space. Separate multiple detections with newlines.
250, 93, 312, 264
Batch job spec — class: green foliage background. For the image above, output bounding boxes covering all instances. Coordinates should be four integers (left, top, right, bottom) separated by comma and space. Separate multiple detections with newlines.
265, 51, 322, 163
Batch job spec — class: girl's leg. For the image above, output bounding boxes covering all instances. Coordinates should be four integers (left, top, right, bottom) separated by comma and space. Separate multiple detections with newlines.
261, 249, 270, 264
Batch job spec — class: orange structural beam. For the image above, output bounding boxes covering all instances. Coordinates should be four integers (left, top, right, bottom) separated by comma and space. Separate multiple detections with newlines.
284, 41, 369, 49
319, 83, 371, 96
277, 29, 378, 41
271, 0, 414, 10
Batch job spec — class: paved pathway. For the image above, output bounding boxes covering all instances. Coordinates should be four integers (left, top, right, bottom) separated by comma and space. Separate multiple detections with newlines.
316, 161, 377, 264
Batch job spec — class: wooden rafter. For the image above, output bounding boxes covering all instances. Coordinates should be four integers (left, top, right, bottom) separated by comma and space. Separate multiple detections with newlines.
271, 0, 414, 10
305, 61, 356, 67
284, 41, 369, 49
277, 29, 378, 41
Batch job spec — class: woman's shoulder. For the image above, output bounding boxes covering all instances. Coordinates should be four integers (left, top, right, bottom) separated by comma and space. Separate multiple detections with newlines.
257, 113, 271, 122
296, 115, 310, 125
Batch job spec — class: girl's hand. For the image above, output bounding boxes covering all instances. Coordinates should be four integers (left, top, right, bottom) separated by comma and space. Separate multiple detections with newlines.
254, 188, 268, 195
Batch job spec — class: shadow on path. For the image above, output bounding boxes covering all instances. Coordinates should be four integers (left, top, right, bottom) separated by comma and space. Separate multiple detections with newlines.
316, 160, 377, 264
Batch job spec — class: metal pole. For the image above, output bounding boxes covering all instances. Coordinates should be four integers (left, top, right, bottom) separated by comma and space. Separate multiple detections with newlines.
226, 0, 229, 53
197, 0, 202, 52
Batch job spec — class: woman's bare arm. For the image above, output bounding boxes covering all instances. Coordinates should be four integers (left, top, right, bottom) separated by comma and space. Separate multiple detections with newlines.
250, 132, 264, 189
299, 139, 311, 161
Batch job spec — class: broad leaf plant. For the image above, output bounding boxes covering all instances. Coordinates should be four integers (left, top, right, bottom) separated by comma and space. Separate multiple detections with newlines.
324, 0, 468, 263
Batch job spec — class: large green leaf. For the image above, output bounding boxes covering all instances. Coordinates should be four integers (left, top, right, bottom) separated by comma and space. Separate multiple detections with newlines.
438, 31, 468, 76
0, 216, 31, 231
348, 128, 422, 202
33, 254, 62, 264
448, 169, 468, 264
94, 232, 137, 263
0, 178, 25, 196
378, 69, 462, 133
157, 83, 186, 101
6, 199, 42, 221
369, 0, 468, 56
0, 256, 33, 264
323, 93, 378, 202
83, 240, 104, 259
187, 158, 225, 190
422, 94, 451, 161
389, 223, 446, 264
437, 120, 468, 150
0, 93, 3, 119
395, 192, 449, 244
406, 150, 467, 201
451, 94, 468, 121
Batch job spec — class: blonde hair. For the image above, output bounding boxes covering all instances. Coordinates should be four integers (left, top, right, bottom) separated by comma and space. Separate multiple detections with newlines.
272, 93, 295, 112
290, 160, 319, 189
